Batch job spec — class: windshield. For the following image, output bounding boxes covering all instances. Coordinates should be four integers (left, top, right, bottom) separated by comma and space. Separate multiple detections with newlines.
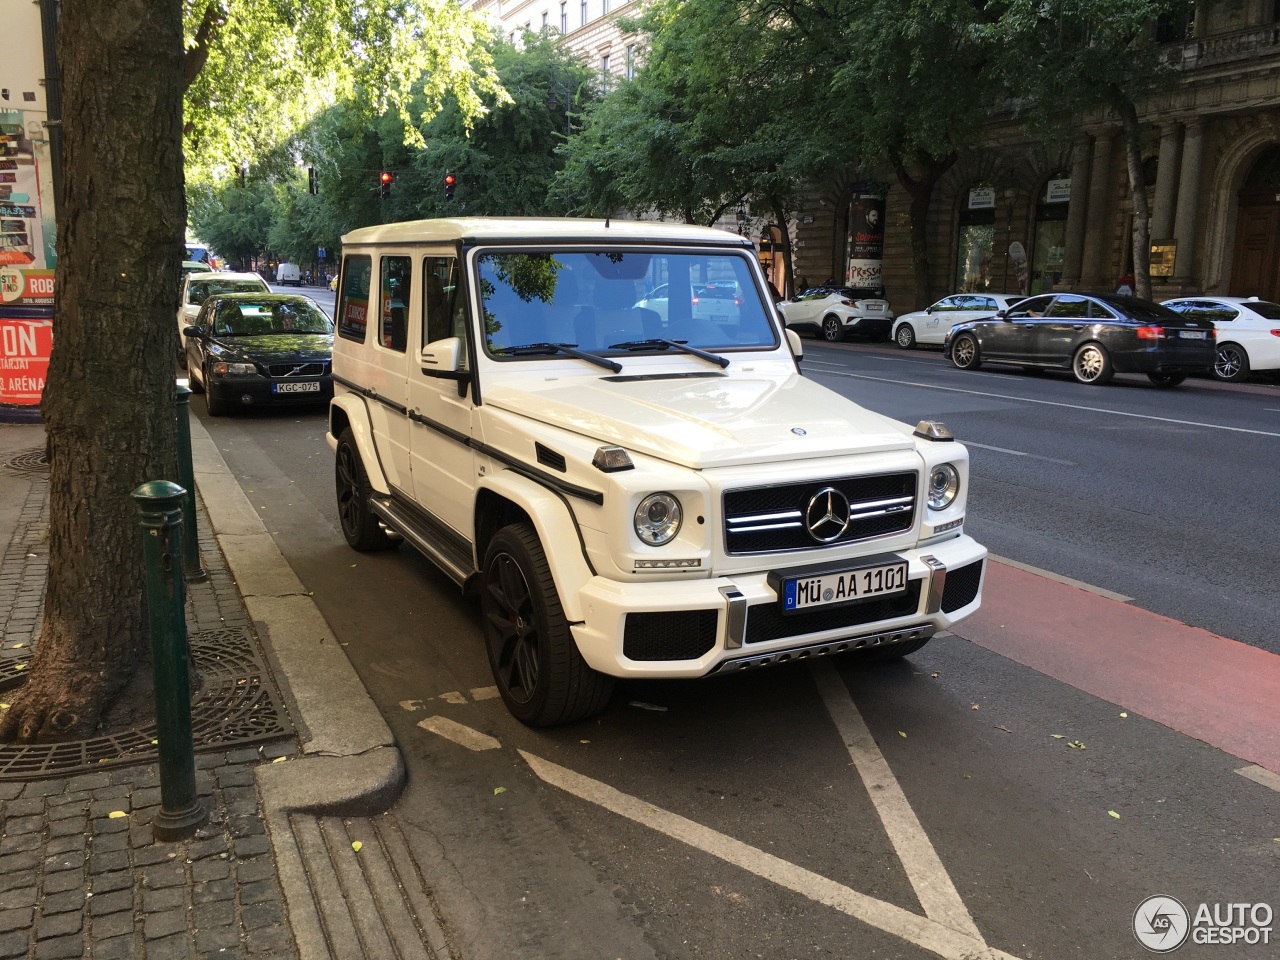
212, 300, 333, 337
476, 250, 778, 357
189, 279, 265, 305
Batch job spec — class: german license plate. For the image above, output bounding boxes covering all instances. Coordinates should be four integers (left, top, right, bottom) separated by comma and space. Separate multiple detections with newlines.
781, 560, 908, 612
1178, 330, 1207, 339
272, 381, 321, 394
866, 304, 882, 311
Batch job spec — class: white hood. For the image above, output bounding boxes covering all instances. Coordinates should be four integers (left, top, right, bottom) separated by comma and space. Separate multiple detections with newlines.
484, 372, 915, 469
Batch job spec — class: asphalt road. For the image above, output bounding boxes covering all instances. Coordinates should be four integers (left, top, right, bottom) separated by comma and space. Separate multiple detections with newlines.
189, 331, 1280, 959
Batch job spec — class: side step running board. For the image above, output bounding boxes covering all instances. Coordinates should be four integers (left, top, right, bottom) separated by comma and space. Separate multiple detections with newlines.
369, 498, 473, 587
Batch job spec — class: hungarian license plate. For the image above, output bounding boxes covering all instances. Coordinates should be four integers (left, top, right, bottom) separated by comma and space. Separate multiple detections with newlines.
273, 380, 321, 394
780, 559, 908, 613
1178, 330, 1207, 339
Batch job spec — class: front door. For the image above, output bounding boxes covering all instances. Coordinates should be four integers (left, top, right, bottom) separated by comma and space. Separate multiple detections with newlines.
1230, 204, 1280, 304
981, 294, 1053, 360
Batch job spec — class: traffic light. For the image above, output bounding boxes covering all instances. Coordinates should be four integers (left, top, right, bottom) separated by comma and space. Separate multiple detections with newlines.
444, 173, 456, 201
308, 166, 318, 195
380, 171, 393, 199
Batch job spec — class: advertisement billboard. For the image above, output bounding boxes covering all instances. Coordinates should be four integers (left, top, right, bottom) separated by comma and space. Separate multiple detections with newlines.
846, 194, 885, 289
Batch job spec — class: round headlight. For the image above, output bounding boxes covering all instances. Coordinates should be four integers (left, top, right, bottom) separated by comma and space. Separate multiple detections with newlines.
927, 464, 960, 511
634, 493, 683, 546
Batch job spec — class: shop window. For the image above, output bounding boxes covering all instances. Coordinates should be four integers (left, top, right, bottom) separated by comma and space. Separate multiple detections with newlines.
956, 189, 995, 293
1030, 176, 1069, 295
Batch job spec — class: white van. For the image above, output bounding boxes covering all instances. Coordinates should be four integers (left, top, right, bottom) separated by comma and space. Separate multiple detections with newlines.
327, 218, 986, 726
275, 262, 301, 286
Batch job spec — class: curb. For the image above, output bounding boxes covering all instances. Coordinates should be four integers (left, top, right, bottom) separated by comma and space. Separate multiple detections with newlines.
187, 414, 405, 815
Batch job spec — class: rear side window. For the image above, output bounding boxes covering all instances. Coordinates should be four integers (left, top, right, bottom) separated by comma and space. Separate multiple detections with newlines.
1248, 300, 1280, 320
1046, 296, 1087, 319
338, 255, 372, 342
379, 256, 412, 353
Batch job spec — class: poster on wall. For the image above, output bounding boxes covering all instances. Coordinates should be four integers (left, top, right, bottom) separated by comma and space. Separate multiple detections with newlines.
0, 311, 51, 406
845, 194, 885, 290
0, 107, 56, 305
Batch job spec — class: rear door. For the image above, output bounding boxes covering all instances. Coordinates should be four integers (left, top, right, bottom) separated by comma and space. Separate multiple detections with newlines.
1038, 294, 1091, 364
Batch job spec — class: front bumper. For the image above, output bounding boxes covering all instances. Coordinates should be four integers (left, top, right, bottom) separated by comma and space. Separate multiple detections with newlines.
207, 376, 334, 407
570, 534, 986, 678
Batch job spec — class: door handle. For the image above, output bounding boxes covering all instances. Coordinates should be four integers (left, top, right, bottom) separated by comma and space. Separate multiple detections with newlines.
1072, 324, 1084, 330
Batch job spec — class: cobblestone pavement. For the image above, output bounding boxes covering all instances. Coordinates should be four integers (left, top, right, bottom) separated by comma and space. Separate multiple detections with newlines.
0, 432, 305, 959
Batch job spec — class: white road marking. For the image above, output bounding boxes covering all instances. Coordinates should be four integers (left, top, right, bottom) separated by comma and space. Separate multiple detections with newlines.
988, 554, 1132, 602
1235, 764, 1280, 793
964, 441, 1076, 466
808, 369, 1280, 438
810, 662, 984, 941
470, 685, 500, 701
520, 750, 1019, 960
416, 716, 500, 751
398, 699, 426, 712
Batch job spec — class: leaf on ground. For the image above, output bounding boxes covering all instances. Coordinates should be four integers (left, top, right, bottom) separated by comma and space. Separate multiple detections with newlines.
898, 731, 907, 738
930, 672, 940, 678
0, 704, 8, 710
1051, 734, 1066, 739
629, 701, 667, 712
272, 756, 287, 763
1108, 810, 1121, 819
579, 739, 590, 744
13, 663, 25, 671
1119, 712, 1128, 718
11, 643, 23, 648
962, 774, 971, 779
493, 786, 507, 795
107, 811, 127, 819
351, 841, 362, 852
970, 704, 980, 710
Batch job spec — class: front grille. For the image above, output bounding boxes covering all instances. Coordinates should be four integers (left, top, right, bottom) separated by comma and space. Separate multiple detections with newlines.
724, 472, 917, 555
623, 610, 718, 661
267, 361, 329, 378
744, 580, 921, 644
941, 559, 983, 613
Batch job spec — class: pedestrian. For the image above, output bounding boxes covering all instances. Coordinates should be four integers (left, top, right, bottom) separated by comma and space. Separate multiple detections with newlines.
1116, 274, 1134, 296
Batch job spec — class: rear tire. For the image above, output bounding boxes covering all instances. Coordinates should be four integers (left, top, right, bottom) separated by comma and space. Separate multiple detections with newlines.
950, 333, 981, 370
1071, 343, 1113, 385
894, 324, 916, 349
1213, 342, 1250, 382
482, 524, 613, 726
821, 315, 844, 342
1147, 371, 1186, 388
335, 429, 397, 551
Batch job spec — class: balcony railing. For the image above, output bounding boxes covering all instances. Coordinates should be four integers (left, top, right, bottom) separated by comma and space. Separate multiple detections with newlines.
1163, 24, 1280, 69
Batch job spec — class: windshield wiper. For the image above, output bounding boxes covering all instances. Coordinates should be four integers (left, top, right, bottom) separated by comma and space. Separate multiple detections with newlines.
608, 338, 730, 369
502, 342, 622, 373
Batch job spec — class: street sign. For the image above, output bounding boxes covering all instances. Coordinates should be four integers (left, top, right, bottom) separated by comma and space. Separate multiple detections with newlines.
318, 247, 326, 260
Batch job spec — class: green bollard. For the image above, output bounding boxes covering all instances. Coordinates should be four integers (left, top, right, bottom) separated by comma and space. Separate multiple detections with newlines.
132, 480, 208, 842
174, 385, 207, 582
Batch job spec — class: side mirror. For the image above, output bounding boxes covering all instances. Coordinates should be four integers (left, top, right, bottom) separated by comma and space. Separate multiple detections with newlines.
995, 310, 1010, 321
183, 325, 203, 338
925, 306, 933, 314
420, 337, 464, 377
785, 328, 804, 363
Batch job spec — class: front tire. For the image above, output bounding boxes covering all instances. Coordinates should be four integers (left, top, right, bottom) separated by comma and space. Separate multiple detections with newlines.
821, 315, 844, 342
204, 370, 228, 416
335, 429, 397, 551
1213, 342, 1250, 382
1071, 343, 1113, 385
950, 333, 981, 370
1147, 371, 1186, 388
894, 324, 917, 349
482, 524, 613, 727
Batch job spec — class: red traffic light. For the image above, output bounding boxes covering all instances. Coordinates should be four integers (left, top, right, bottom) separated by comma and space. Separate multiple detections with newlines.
380, 172, 393, 184
444, 174, 456, 186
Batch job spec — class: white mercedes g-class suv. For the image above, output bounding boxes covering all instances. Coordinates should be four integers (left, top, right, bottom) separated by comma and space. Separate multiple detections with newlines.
327, 218, 986, 726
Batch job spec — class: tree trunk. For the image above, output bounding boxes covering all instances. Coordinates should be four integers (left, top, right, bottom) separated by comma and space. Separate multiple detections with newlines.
893, 152, 956, 311
0, 0, 186, 743
770, 197, 794, 300
1119, 99, 1152, 300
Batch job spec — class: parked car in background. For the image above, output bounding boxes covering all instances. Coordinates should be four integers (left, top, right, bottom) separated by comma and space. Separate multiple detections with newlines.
777, 286, 894, 342
177, 271, 271, 361
275, 262, 302, 286
892, 293, 1023, 349
943, 293, 1215, 386
181, 260, 209, 281
184, 293, 334, 416
1161, 295, 1280, 382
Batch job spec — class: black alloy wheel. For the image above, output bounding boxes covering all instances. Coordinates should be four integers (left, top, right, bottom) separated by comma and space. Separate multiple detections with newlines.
481, 523, 613, 727
821, 315, 844, 342
1147, 371, 1187, 388
1213, 342, 1250, 382
335, 429, 396, 551
895, 324, 917, 349
1071, 343, 1114, 385
950, 333, 981, 370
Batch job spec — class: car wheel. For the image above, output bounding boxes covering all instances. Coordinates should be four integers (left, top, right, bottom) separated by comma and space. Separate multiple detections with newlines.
894, 324, 916, 349
950, 333, 981, 370
1071, 343, 1113, 385
204, 369, 228, 416
1147, 371, 1186, 388
335, 429, 397, 551
482, 523, 614, 727
821, 315, 844, 342
1213, 342, 1250, 382
849, 633, 932, 663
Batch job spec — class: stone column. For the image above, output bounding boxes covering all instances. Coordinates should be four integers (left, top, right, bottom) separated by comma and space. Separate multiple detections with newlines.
1080, 130, 1115, 290
1150, 123, 1182, 240
1192, 0, 1208, 40
1172, 119, 1206, 282
1060, 136, 1092, 288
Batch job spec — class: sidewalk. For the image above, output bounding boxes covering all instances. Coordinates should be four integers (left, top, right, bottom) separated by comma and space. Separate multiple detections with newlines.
0, 418, 448, 959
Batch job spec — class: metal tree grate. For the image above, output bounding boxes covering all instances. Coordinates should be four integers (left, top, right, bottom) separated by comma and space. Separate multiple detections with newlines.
3, 448, 50, 474
0, 627, 294, 779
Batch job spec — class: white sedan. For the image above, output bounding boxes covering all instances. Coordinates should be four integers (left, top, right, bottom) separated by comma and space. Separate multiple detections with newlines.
892, 293, 1024, 349
777, 286, 894, 342
177, 271, 271, 361
1161, 295, 1280, 382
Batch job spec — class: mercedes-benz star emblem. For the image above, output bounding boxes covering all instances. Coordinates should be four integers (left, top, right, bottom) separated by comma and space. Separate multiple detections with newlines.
805, 487, 851, 542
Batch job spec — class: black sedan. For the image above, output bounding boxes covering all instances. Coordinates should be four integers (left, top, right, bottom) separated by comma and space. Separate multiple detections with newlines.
942, 293, 1215, 386
184, 293, 334, 415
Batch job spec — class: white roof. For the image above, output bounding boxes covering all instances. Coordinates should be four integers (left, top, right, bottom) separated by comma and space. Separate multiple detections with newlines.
187, 271, 266, 282
1161, 295, 1271, 305
341, 217, 753, 248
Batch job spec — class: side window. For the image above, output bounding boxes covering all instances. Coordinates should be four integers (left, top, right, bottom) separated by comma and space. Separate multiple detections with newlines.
1088, 300, 1117, 320
379, 256, 412, 353
338, 255, 372, 342
1046, 295, 1087, 319
423, 256, 469, 369
980, 297, 998, 311
1006, 295, 1053, 319
1197, 301, 1238, 322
